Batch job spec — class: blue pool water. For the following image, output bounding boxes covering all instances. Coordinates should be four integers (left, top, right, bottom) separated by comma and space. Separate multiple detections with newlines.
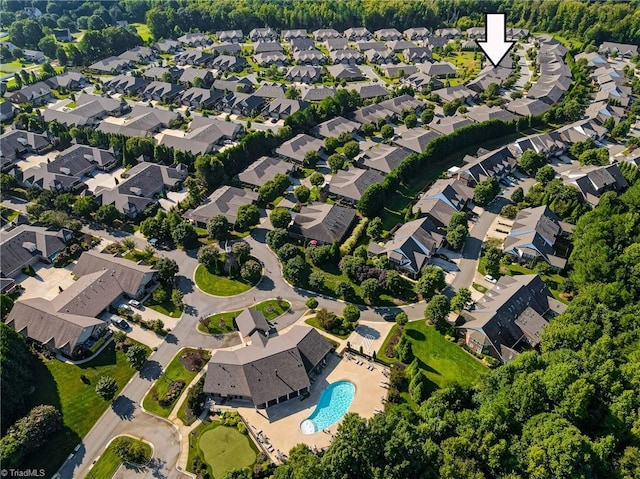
300, 380, 355, 434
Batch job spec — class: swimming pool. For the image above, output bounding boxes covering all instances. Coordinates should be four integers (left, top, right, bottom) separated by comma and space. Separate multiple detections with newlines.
300, 380, 355, 434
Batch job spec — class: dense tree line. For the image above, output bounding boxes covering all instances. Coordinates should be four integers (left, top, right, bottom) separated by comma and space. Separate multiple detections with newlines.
0, 323, 34, 431
274, 180, 640, 479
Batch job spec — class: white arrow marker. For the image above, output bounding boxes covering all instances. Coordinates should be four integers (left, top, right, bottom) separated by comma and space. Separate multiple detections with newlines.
477, 13, 514, 68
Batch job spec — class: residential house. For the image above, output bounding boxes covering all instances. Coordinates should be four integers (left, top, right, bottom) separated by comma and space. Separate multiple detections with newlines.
584, 101, 626, 126
174, 50, 213, 66
424, 36, 449, 49
159, 116, 240, 155
312, 116, 361, 138
43, 93, 128, 128
265, 98, 310, 119
505, 98, 552, 117
88, 56, 132, 74
253, 41, 284, 54
52, 28, 72, 42
598, 41, 638, 58
211, 55, 247, 71
459, 275, 567, 362
293, 49, 327, 65
0, 225, 72, 279
403, 46, 432, 63
286, 66, 321, 83
219, 92, 266, 116
325, 38, 348, 51
403, 71, 443, 91
0, 101, 16, 122
507, 28, 530, 41
563, 163, 628, 207
344, 27, 371, 42
368, 217, 445, 276
178, 33, 212, 47
0, 129, 51, 169
103, 75, 150, 95
300, 86, 336, 102
433, 85, 479, 104
379, 94, 425, 116
153, 39, 181, 54
419, 61, 456, 77
249, 28, 277, 42
22, 49, 45, 63
574, 52, 609, 69
458, 146, 517, 186
429, 115, 474, 135
210, 43, 242, 56
184, 186, 259, 226
281, 29, 308, 41
235, 308, 271, 344
45, 72, 88, 91
404, 27, 431, 41
526, 75, 572, 105
387, 40, 416, 52
509, 132, 567, 159
326, 64, 364, 81
178, 68, 214, 87
143, 66, 182, 82
350, 83, 390, 100
466, 27, 486, 41
216, 30, 243, 43
275, 133, 325, 163
238, 156, 292, 188
380, 63, 418, 78
394, 128, 441, 154
357, 143, 410, 174
141, 81, 184, 102
434, 28, 461, 38
364, 48, 397, 64
375, 28, 403, 41
413, 178, 474, 215
203, 326, 332, 409
329, 49, 362, 65
214, 76, 254, 93
356, 41, 386, 52
254, 52, 288, 67
289, 203, 357, 245
326, 167, 385, 204
119, 46, 155, 64
290, 38, 315, 52
503, 206, 572, 270
466, 105, 518, 123
350, 103, 394, 125
4, 82, 52, 105
95, 161, 188, 217
312, 29, 341, 41
180, 87, 223, 109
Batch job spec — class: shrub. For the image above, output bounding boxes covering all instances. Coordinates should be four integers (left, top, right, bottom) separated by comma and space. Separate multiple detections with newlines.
339, 218, 369, 256
95, 376, 118, 401
125, 344, 148, 369
305, 297, 319, 310
159, 380, 186, 407
395, 312, 408, 326
309, 172, 324, 186
113, 436, 149, 464
266, 228, 289, 250
240, 260, 262, 283
152, 287, 169, 304
343, 304, 360, 323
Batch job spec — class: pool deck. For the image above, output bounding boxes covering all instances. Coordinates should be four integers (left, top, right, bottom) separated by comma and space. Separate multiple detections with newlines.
237, 351, 388, 461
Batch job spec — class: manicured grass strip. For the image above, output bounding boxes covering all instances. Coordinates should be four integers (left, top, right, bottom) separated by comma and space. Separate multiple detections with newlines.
253, 298, 290, 321
198, 310, 239, 335
195, 264, 256, 296
472, 282, 488, 293
200, 426, 257, 479
380, 321, 487, 391
23, 341, 149, 478
145, 301, 181, 318
142, 348, 211, 417
304, 317, 351, 340
85, 437, 152, 479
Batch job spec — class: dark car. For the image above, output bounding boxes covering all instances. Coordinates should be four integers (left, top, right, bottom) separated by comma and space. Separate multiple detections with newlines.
113, 318, 130, 330
382, 313, 396, 321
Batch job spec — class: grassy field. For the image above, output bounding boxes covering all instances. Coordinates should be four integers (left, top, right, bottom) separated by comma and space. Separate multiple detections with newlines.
253, 298, 290, 321
199, 425, 257, 479
198, 310, 239, 334
132, 23, 153, 42
194, 264, 256, 296
145, 300, 182, 318
86, 437, 152, 479
379, 321, 486, 392
23, 341, 148, 477
142, 348, 211, 417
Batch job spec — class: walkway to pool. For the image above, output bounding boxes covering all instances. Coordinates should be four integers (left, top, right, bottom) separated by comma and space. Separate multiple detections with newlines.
237, 351, 389, 461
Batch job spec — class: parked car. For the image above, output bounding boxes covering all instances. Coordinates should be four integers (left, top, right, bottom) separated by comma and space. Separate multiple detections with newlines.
128, 299, 142, 309
484, 274, 497, 284
112, 318, 130, 330
382, 312, 396, 321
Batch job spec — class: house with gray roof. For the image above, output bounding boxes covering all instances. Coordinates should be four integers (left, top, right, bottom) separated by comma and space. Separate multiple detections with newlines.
416, 178, 474, 213
218, 92, 266, 116
357, 143, 410, 174
153, 39, 181, 53
178, 68, 214, 87
238, 156, 292, 188
103, 75, 150, 95
203, 326, 332, 409
459, 274, 566, 362
254, 84, 286, 99
375, 28, 403, 41
253, 41, 283, 54
312, 29, 341, 41
435, 28, 462, 38
88, 56, 132, 74
216, 30, 243, 43
0, 225, 72, 279
503, 206, 572, 270
380, 63, 418, 78
0, 101, 16, 122
141, 81, 184, 102
249, 28, 277, 42
458, 145, 516, 186
403, 46, 432, 63
327, 167, 385, 204
118, 46, 155, 64
329, 49, 363, 65
45, 72, 88, 91
368, 217, 444, 276
159, 118, 232, 155
174, 50, 213, 66
290, 37, 315, 52
364, 48, 397, 64
506, 98, 553, 117
210, 42, 242, 56
95, 161, 188, 217
433, 85, 478, 104
312, 116, 361, 138
356, 41, 386, 52
404, 27, 431, 41
254, 52, 288, 67
350, 103, 395, 125
275, 133, 324, 164
419, 61, 456, 77
184, 186, 259, 226
281, 29, 308, 41
403, 71, 443, 91
98, 105, 178, 138
293, 49, 327, 65
379, 94, 425, 115
180, 87, 223, 109
289, 203, 357, 245
235, 308, 271, 343
344, 27, 371, 42
0, 129, 51, 168
214, 76, 254, 93
466, 105, 518, 123
300, 86, 335, 102
394, 128, 440, 154
563, 163, 628, 207
43, 93, 129, 127
325, 38, 348, 51
286, 66, 321, 83
211, 54, 247, 71
424, 36, 449, 49
266, 98, 310, 119
4, 82, 52, 105
429, 115, 473, 135
349, 83, 390, 100
598, 41, 638, 58
178, 32, 212, 47
143, 66, 182, 81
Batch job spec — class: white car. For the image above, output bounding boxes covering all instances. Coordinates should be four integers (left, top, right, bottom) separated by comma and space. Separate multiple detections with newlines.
484, 275, 497, 284
128, 299, 142, 309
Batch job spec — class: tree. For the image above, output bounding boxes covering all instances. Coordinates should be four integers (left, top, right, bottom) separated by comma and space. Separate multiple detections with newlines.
308, 244, 337, 266
294, 185, 310, 203
266, 228, 289, 250
125, 344, 148, 369
510, 186, 524, 203
197, 244, 220, 272
483, 245, 502, 277
425, 294, 451, 331
316, 308, 340, 331
0, 323, 33, 428
309, 271, 325, 290
171, 221, 198, 249
394, 335, 413, 363
518, 150, 547, 176
395, 312, 408, 326
306, 297, 319, 310
303, 150, 319, 168
385, 270, 404, 295
241, 260, 262, 283
38, 36, 57, 59
207, 214, 231, 240
421, 109, 434, 124
152, 287, 168, 303
309, 172, 324, 186
367, 217, 383, 240
380, 124, 395, 141
121, 237, 136, 251
94, 204, 119, 226
277, 243, 302, 262
171, 289, 184, 311
283, 256, 310, 286
501, 204, 519, 219
285, 85, 300, 99
235, 204, 260, 232
361, 122, 376, 137
155, 257, 179, 284
343, 304, 360, 323
95, 376, 118, 400
451, 287, 472, 312
222, 469, 251, 479
113, 436, 149, 464
536, 165, 556, 184
404, 113, 418, 128
232, 241, 251, 264
324, 136, 340, 154
328, 154, 344, 173
361, 278, 380, 304
473, 177, 500, 206
56, 46, 68, 65
446, 224, 468, 251
336, 281, 355, 300
416, 266, 445, 299
343, 140, 360, 160
270, 207, 292, 229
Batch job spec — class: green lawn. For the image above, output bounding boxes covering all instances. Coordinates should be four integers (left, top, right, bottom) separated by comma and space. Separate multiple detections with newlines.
123, 249, 156, 264
142, 348, 211, 417
253, 298, 290, 321
0, 206, 19, 222
502, 263, 569, 303
86, 437, 152, 479
144, 298, 182, 318
23, 341, 149, 477
304, 317, 351, 340
472, 282, 488, 294
380, 321, 486, 392
198, 310, 240, 335
132, 22, 153, 42
194, 264, 256, 296
198, 424, 258, 479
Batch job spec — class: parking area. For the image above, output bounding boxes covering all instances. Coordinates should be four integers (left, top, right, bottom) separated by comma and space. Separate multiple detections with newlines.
84, 166, 126, 193
349, 320, 395, 356
19, 263, 77, 301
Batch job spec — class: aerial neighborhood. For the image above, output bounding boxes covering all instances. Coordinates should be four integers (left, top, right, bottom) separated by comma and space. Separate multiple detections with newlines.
0, 1, 639, 479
